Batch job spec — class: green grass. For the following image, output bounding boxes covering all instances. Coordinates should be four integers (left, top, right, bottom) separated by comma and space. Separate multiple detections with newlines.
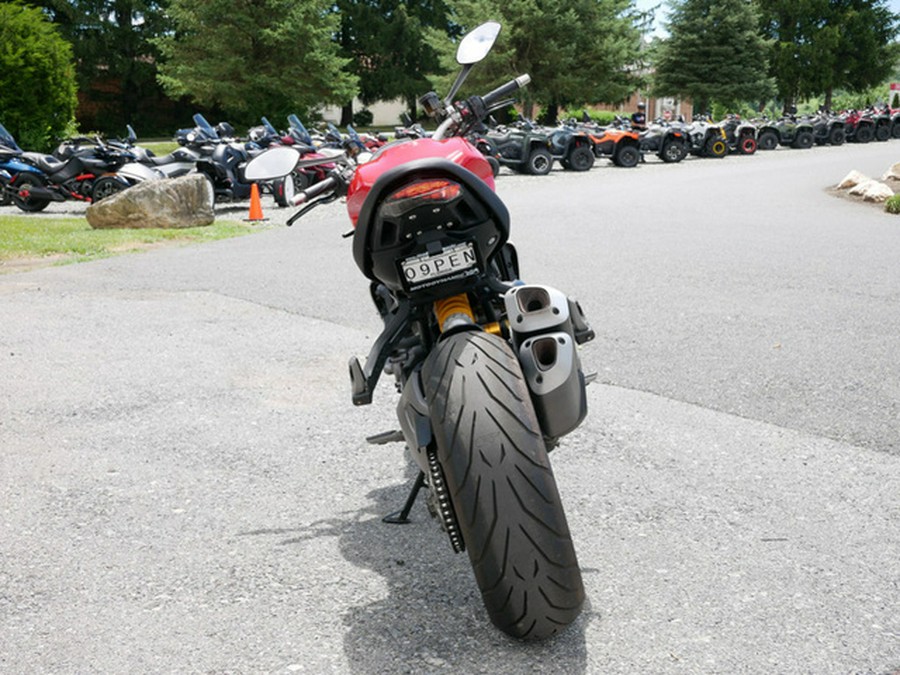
0, 213, 266, 271
885, 194, 900, 214
141, 140, 180, 155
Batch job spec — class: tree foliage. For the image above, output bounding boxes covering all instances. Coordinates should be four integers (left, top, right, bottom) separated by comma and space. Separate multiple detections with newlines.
336, 0, 454, 123
156, 0, 358, 127
758, 0, 900, 108
0, 3, 77, 151
653, 0, 773, 113
439, 0, 644, 121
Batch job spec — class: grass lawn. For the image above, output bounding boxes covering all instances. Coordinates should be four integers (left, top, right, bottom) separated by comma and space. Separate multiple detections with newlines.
0, 213, 266, 273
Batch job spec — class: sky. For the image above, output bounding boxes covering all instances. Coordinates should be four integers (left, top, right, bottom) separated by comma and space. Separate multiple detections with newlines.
635, 0, 900, 38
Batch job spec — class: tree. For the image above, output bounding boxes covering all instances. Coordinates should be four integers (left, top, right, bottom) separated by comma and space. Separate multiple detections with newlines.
32, 0, 176, 134
156, 0, 358, 127
441, 0, 644, 122
759, 0, 899, 109
653, 0, 773, 114
336, 0, 455, 125
0, 4, 77, 151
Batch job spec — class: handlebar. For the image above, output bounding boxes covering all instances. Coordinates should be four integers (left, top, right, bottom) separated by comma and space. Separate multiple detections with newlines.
291, 174, 338, 206
483, 75, 531, 108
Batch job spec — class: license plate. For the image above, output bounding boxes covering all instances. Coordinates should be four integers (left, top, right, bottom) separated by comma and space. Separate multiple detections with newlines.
401, 242, 477, 288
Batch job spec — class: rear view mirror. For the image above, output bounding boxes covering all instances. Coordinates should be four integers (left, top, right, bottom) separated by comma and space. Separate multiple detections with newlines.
456, 22, 501, 65
245, 146, 299, 181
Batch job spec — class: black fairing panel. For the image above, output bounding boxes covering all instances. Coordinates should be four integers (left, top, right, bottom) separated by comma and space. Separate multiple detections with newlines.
352, 159, 510, 292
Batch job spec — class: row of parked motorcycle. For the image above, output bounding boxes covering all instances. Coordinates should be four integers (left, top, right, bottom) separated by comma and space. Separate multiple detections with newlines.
2, 105, 897, 213
0, 113, 384, 213
477, 106, 900, 175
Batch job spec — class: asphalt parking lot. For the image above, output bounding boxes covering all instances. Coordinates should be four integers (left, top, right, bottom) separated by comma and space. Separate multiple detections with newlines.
1, 143, 899, 673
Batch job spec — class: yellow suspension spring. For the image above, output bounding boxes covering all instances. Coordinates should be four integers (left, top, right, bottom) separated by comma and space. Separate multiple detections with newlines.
434, 294, 503, 334
434, 294, 474, 332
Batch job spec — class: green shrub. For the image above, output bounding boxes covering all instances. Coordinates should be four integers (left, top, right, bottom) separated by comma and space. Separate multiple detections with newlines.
884, 194, 900, 214
0, 4, 78, 152
352, 108, 373, 127
562, 108, 618, 125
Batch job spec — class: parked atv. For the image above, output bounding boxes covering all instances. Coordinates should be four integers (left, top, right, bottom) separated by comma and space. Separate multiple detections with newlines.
809, 111, 846, 145
841, 110, 876, 143
754, 115, 815, 150
548, 125, 595, 171
719, 114, 757, 154
683, 116, 729, 157
482, 119, 555, 175
638, 120, 690, 163
582, 117, 642, 167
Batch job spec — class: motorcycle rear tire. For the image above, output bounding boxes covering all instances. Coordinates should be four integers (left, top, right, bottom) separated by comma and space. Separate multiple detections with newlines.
92, 176, 128, 202
11, 173, 51, 212
422, 330, 584, 640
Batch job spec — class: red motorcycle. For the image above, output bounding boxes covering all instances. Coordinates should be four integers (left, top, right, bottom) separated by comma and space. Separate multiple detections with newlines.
246, 22, 593, 640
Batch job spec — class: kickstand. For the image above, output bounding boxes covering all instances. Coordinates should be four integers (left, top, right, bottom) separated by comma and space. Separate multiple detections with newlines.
382, 472, 425, 524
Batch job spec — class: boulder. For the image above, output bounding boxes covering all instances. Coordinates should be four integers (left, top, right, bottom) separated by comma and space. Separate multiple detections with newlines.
848, 179, 894, 202
86, 174, 214, 229
881, 162, 900, 182
836, 170, 870, 190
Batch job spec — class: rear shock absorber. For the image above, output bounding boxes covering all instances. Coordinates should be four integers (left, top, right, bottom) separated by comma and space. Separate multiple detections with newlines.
434, 294, 474, 333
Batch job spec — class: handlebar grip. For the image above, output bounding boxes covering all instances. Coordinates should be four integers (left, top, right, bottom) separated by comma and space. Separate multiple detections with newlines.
483, 74, 531, 108
291, 175, 337, 206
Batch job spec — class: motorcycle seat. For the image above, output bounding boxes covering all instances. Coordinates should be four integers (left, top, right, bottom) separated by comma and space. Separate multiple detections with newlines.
20, 152, 64, 174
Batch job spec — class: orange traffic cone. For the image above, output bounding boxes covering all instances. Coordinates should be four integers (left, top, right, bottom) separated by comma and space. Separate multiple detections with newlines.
245, 183, 266, 222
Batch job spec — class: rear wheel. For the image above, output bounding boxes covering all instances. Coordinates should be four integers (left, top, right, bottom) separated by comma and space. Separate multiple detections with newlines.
829, 127, 846, 145
875, 124, 890, 142
422, 331, 584, 640
11, 173, 51, 212
757, 130, 778, 150
892, 122, 900, 139
855, 125, 874, 143
526, 147, 553, 175
792, 131, 814, 149
614, 144, 640, 168
738, 136, 757, 155
565, 145, 594, 171
92, 176, 128, 202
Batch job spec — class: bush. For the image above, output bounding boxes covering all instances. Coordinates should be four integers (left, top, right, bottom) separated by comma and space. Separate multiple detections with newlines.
352, 108, 373, 127
0, 4, 78, 152
884, 194, 900, 214
562, 108, 618, 125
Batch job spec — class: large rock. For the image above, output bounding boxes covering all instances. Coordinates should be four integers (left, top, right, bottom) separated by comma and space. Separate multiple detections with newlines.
86, 174, 214, 229
881, 162, 900, 182
836, 170, 870, 189
848, 179, 894, 202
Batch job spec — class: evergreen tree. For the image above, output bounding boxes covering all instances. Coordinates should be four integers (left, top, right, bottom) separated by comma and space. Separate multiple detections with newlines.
0, 4, 77, 151
156, 0, 357, 127
336, 0, 455, 125
759, 0, 899, 109
32, 0, 174, 134
441, 0, 643, 122
653, 0, 773, 114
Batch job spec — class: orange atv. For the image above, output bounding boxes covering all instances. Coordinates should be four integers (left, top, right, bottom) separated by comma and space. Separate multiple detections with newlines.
580, 116, 642, 167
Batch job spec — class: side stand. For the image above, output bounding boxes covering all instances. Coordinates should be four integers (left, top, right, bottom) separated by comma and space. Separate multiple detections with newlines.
382, 472, 425, 524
